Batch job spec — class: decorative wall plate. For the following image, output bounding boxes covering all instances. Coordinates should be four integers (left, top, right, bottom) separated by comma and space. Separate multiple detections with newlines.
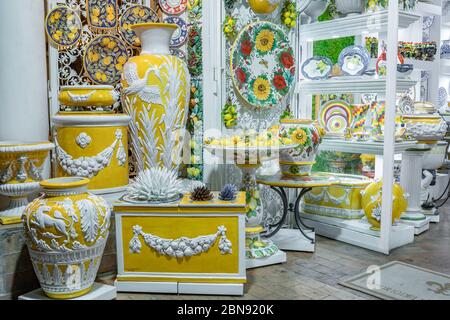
398, 95, 415, 114
338, 45, 370, 76
45, 5, 82, 49
438, 87, 448, 109
86, 0, 118, 32
171, 48, 186, 60
159, 0, 188, 15
119, 5, 158, 48
164, 16, 188, 47
83, 35, 128, 85
301, 56, 333, 80
230, 21, 296, 109
319, 100, 353, 137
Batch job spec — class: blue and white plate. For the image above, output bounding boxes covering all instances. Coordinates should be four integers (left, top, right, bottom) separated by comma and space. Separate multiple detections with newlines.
301, 56, 333, 80
164, 16, 188, 47
338, 45, 370, 76
423, 16, 434, 30
438, 87, 448, 109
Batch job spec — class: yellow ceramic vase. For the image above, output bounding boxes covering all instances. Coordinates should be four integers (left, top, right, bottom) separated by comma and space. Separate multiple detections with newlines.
0, 142, 54, 221
122, 23, 190, 172
22, 177, 111, 299
361, 180, 408, 230
248, 0, 281, 14
52, 113, 131, 194
58, 85, 119, 108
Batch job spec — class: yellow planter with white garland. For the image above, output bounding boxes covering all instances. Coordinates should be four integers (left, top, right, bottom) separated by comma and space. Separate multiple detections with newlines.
58, 85, 119, 108
52, 113, 131, 194
113, 192, 247, 296
301, 174, 371, 219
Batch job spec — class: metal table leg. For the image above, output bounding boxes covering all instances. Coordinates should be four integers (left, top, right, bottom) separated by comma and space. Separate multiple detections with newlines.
293, 187, 315, 244
262, 186, 289, 238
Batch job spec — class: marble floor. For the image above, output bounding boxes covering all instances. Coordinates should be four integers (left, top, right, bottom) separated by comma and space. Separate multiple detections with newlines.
112, 207, 450, 300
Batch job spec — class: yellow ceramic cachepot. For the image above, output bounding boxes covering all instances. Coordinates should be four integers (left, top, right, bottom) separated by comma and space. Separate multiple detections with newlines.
122, 23, 190, 172
52, 113, 131, 194
302, 173, 371, 219
0, 141, 54, 223
58, 85, 119, 108
361, 180, 408, 230
248, 0, 281, 14
403, 115, 447, 144
22, 177, 111, 299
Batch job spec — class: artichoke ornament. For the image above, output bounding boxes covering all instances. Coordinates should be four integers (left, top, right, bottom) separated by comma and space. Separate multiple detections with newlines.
190, 186, 214, 202
125, 167, 183, 203
219, 184, 238, 201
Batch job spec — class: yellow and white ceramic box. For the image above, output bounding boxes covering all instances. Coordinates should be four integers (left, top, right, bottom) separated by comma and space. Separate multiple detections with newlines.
113, 192, 247, 296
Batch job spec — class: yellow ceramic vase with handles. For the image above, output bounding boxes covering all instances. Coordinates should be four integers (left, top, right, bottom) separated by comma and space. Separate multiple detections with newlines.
122, 23, 190, 172
22, 177, 111, 299
248, 0, 281, 14
361, 180, 408, 231
52, 113, 131, 194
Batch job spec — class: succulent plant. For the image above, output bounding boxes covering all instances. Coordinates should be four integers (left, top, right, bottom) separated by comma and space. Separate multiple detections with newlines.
219, 184, 238, 201
126, 167, 183, 202
190, 186, 214, 202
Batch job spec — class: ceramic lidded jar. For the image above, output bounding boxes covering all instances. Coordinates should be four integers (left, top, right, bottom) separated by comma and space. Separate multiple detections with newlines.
122, 23, 190, 172
22, 177, 111, 299
278, 119, 324, 177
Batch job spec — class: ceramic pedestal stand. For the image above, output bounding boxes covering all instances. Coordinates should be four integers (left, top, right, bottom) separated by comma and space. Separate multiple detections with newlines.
206, 146, 289, 269
399, 147, 432, 235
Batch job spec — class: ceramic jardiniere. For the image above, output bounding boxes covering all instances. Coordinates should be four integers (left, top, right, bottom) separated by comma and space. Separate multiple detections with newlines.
122, 22, 190, 172
361, 180, 408, 231
22, 177, 111, 299
279, 119, 324, 177
248, 0, 281, 14
52, 113, 131, 194
302, 173, 370, 219
58, 85, 120, 111
402, 114, 448, 143
0, 142, 54, 221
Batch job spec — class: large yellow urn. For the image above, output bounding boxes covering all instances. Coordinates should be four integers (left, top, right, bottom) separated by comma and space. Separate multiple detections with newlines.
52, 113, 131, 194
122, 23, 190, 172
22, 177, 111, 299
361, 180, 408, 230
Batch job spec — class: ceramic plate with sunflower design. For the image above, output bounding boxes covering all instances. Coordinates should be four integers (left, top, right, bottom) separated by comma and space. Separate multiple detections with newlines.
87, 0, 118, 31
164, 16, 188, 47
159, 0, 188, 15
45, 5, 82, 49
119, 5, 158, 48
231, 21, 296, 110
319, 100, 353, 138
83, 35, 128, 85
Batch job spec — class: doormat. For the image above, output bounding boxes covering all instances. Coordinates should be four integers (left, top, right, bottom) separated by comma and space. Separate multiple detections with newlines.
340, 261, 450, 300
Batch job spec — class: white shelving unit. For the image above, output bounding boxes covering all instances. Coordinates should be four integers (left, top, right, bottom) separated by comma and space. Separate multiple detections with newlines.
295, 3, 431, 254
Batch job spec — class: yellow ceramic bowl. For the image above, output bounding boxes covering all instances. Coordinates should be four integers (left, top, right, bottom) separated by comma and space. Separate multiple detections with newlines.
58, 85, 119, 107
248, 0, 281, 14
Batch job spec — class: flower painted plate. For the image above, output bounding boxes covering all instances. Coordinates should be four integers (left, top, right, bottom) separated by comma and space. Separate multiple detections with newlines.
338, 45, 370, 76
45, 5, 82, 49
164, 16, 188, 47
159, 0, 188, 15
87, 0, 118, 31
119, 5, 158, 48
301, 56, 333, 80
83, 35, 128, 85
230, 21, 296, 110
319, 100, 353, 137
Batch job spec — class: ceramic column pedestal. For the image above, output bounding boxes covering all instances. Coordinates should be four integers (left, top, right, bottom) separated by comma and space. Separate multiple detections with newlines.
399, 148, 431, 234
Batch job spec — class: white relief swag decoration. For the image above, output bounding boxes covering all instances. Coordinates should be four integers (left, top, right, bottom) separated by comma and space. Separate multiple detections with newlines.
129, 225, 232, 258
54, 129, 127, 178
